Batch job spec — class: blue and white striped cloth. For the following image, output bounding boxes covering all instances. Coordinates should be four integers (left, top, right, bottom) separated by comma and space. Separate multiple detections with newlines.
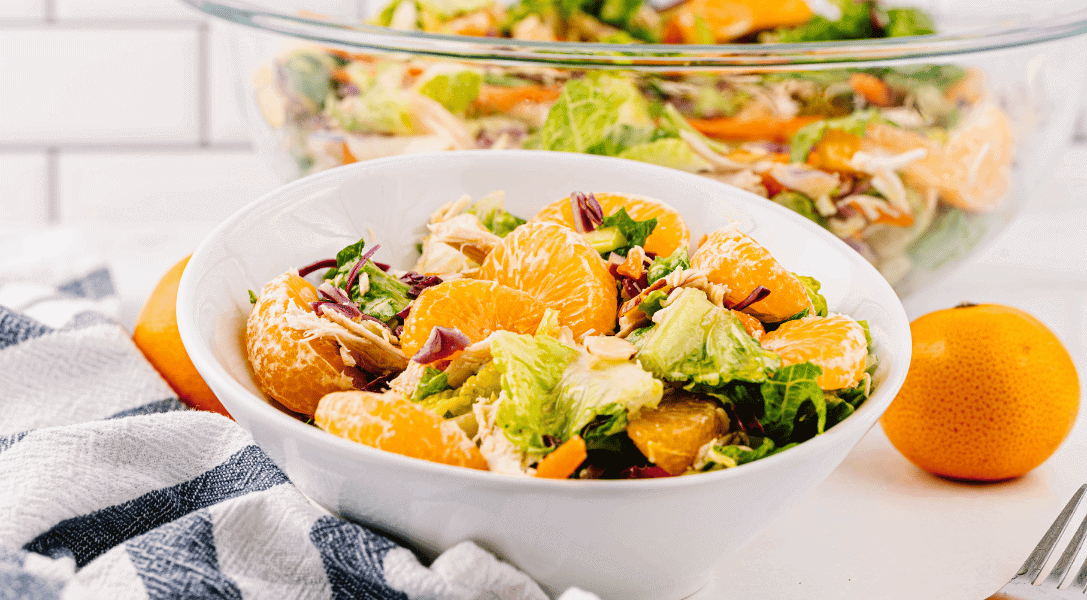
0, 263, 598, 600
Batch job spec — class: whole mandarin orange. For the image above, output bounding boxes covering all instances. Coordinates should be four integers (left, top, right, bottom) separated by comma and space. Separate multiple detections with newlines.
880, 303, 1079, 481
132, 255, 230, 417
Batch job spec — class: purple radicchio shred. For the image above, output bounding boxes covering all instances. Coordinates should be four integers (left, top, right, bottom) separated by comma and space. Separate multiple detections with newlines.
396, 304, 412, 320
621, 277, 643, 299
728, 286, 770, 312
357, 312, 394, 332
311, 301, 362, 319
570, 191, 604, 234
362, 372, 393, 392
344, 244, 381, 297
373, 261, 391, 272
400, 273, 442, 299
394, 325, 404, 338
411, 325, 471, 364
619, 465, 673, 479
298, 258, 338, 278
723, 403, 766, 437
319, 284, 353, 305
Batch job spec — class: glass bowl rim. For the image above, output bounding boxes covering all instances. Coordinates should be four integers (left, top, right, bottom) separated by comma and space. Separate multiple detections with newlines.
184, 0, 1087, 69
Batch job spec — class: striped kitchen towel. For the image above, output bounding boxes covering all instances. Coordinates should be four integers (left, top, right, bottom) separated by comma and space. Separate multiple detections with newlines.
0, 265, 599, 600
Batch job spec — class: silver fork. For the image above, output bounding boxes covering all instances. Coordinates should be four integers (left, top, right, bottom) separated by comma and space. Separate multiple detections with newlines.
988, 484, 1087, 599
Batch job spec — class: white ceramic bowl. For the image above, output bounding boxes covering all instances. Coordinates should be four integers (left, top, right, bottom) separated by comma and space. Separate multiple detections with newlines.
177, 150, 912, 600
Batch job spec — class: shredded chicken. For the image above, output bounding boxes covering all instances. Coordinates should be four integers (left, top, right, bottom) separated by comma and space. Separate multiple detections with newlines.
425, 213, 501, 264
389, 360, 428, 398
616, 268, 729, 337
443, 335, 496, 388
410, 94, 474, 150
283, 304, 408, 374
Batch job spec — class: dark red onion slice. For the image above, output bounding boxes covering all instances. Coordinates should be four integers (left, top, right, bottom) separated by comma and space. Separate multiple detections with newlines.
344, 244, 381, 297
395, 304, 412, 320
318, 283, 353, 305
570, 191, 604, 234
402, 273, 442, 299
728, 286, 770, 312
619, 465, 673, 479
298, 258, 337, 278
411, 325, 471, 364
312, 301, 362, 319
621, 278, 643, 299
362, 372, 393, 392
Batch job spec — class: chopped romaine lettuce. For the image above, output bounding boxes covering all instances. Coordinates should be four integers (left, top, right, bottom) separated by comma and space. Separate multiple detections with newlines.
636, 289, 670, 318
323, 238, 412, 322
771, 0, 877, 43
418, 70, 482, 115
555, 352, 663, 441
617, 138, 712, 173
492, 332, 580, 452
759, 362, 826, 440
634, 288, 780, 389
884, 7, 935, 37
326, 86, 416, 136
772, 191, 827, 228
413, 366, 450, 401
790, 109, 886, 163
647, 246, 689, 284
793, 274, 828, 317
533, 73, 653, 155
699, 436, 782, 470
421, 361, 503, 417
595, 207, 657, 256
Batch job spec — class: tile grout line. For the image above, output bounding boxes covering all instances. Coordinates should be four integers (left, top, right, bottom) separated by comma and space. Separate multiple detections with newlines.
43, 0, 55, 23
45, 147, 59, 225
197, 19, 211, 147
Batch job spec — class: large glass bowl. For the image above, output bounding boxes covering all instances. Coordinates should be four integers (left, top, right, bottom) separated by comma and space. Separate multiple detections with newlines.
185, 0, 1087, 297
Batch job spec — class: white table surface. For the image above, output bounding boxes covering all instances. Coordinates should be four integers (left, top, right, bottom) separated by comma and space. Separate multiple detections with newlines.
13, 147, 1087, 600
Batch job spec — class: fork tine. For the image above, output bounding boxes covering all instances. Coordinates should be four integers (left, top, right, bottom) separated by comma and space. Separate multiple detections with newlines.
1043, 490, 1087, 586
1015, 484, 1087, 583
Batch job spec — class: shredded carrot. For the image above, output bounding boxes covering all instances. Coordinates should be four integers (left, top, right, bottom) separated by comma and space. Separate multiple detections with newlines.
843, 196, 915, 227
341, 141, 358, 164
686, 115, 822, 142
475, 84, 562, 114
849, 73, 893, 108
535, 435, 588, 479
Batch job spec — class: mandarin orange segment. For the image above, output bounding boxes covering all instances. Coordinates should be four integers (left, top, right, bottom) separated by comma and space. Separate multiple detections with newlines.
315, 390, 488, 470
627, 395, 728, 476
861, 105, 1014, 212
400, 278, 548, 359
759, 314, 868, 390
246, 272, 367, 416
479, 221, 617, 340
689, 225, 813, 323
532, 192, 690, 258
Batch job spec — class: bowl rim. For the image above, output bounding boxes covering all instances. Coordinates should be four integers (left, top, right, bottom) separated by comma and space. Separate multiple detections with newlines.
177, 149, 913, 493
182, 0, 1087, 69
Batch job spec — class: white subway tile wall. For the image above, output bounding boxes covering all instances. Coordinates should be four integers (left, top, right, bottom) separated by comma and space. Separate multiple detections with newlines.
0, 0, 273, 231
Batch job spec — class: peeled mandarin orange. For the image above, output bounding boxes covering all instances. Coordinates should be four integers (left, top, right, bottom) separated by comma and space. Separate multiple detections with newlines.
880, 304, 1080, 481
627, 395, 727, 476
246, 271, 367, 416
861, 105, 1014, 212
759, 314, 869, 390
532, 192, 690, 258
400, 278, 548, 359
132, 255, 230, 417
316, 390, 488, 470
479, 221, 617, 339
689, 225, 813, 323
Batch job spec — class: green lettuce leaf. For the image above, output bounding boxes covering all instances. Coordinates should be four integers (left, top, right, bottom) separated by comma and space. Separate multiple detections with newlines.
790, 109, 886, 163
637, 289, 670, 318
421, 361, 503, 418
326, 86, 415, 136
597, 207, 657, 256
279, 49, 337, 113
412, 366, 450, 402
492, 332, 580, 452
617, 138, 711, 173
647, 246, 689, 285
794, 274, 828, 317
760, 362, 826, 441
634, 288, 780, 389
771, 0, 877, 43
418, 71, 481, 115
884, 8, 935, 37
555, 352, 663, 442
772, 191, 827, 228
533, 73, 653, 155
464, 191, 526, 237
322, 238, 412, 322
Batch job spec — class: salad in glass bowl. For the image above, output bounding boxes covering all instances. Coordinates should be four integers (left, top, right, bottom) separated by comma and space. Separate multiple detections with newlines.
244, 189, 877, 480
188, 0, 1087, 296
